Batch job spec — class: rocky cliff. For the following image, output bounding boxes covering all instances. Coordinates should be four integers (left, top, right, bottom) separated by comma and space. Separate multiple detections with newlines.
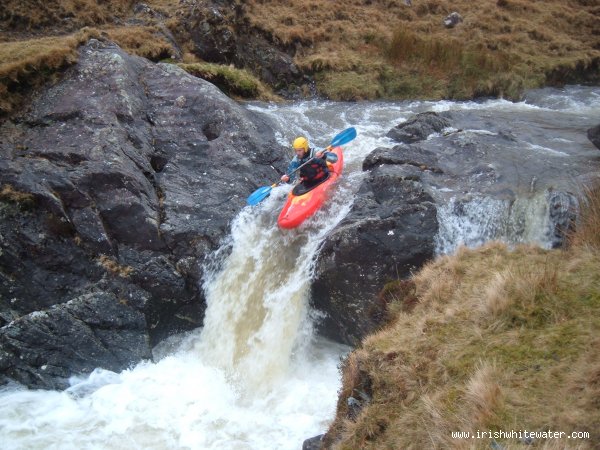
0, 39, 287, 389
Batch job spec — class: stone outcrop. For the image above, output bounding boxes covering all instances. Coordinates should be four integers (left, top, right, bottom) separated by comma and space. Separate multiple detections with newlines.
0, 39, 287, 388
312, 163, 438, 345
588, 124, 600, 150
0, 289, 150, 389
386, 111, 451, 144
182, 0, 309, 97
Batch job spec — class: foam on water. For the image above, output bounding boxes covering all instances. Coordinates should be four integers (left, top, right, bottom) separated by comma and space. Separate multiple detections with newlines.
2, 87, 599, 449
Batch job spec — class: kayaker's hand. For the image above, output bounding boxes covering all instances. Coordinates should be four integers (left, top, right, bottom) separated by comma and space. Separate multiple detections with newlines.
281, 174, 290, 183
315, 151, 325, 159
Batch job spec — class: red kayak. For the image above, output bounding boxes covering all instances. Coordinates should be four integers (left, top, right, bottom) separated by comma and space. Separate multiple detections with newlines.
277, 146, 344, 229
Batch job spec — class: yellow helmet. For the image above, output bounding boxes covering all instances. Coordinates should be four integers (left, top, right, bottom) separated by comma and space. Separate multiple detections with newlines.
292, 136, 309, 152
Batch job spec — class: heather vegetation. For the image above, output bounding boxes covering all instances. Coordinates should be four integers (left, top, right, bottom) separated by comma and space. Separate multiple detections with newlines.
1, 0, 599, 115
323, 185, 600, 449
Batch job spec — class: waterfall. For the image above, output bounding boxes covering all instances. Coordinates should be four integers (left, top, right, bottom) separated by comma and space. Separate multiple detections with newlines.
2, 86, 599, 449
434, 190, 578, 254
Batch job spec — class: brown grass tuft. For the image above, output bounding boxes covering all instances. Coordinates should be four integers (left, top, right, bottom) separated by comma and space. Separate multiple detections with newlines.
178, 62, 280, 101
0, 184, 35, 206
0, 0, 134, 31
569, 184, 600, 251
464, 362, 504, 426
103, 26, 174, 61
480, 270, 511, 317
97, 254, 134, 278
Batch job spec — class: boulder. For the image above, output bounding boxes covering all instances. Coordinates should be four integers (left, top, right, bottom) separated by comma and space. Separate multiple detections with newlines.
386, 111, 451, 144
0, 39, 287, 388
588, 124, 600, 150
0, 289, 151, 390
312, 164, 438, 345
444, 12, 463, 28
302, 434, 325, 450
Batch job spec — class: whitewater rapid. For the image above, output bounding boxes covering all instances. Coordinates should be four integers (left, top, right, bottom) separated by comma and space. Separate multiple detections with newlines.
2, 86, 599, 449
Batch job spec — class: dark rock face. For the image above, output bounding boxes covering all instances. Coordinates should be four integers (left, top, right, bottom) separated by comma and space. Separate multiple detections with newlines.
588, 124, 600, 150
386, 111, 451, 144
184, 0, 308, 97
312, 165, 438, 345
0, 290, 150, 390
0, 39, 286, 388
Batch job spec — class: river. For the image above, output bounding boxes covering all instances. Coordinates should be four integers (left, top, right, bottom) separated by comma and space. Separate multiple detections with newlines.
1, 86, 599, 449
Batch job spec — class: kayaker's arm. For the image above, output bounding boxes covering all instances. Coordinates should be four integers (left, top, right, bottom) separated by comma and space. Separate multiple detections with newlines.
281, 157, 300, 183
282, 149, 337, 183
315, 150, 338, 163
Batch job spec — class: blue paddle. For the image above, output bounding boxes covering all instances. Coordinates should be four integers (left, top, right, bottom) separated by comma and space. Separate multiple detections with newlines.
247, 127, 357, 206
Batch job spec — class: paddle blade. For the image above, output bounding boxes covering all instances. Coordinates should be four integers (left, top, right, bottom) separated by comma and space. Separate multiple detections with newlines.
330, 127, 357, 148
247, 185, 273, 205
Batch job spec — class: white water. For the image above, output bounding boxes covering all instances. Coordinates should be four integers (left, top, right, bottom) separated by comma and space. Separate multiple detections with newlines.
0, 101, 392, 450
434, 192, 566, 254
2, 86, 599, 449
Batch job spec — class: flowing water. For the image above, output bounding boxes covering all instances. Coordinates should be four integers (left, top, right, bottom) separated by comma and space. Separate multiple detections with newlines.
1, 86, 599, 449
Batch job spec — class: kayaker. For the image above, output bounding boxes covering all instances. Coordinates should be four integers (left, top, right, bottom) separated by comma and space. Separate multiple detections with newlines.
280, 136, 338, 192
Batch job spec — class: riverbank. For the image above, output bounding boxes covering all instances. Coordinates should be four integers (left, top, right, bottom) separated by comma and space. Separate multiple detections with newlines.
321, 185, 600, 449
2, 0, 599, 118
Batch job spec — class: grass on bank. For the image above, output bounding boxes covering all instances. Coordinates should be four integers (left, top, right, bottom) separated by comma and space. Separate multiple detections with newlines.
178, 62, 280, 101
1, 0, 599, 109
0, 25, 178, 116
324, 185, 600, 449
245, 0, 600, 100
0, 0, 134, 31
0, 30, 93, 115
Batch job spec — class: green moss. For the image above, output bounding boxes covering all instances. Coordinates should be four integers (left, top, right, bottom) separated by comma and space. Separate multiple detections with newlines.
178, 62, 266, 99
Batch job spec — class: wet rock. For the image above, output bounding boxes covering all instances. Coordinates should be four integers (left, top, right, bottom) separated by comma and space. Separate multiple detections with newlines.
0, 290, 151, 389
547, 191, 577, 248
588, 124, 600, 150
312, 165, 438, 345
386, 111, 451, 144
302, 434, 324, 450
363, 145, 444, 173
0, 39, 287, 387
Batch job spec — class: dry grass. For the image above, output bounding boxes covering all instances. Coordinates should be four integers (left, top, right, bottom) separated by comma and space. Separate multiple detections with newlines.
325, 186, 600, 449
2, 0, 599, 108
0, 0, 134, 31
569, 184, 600, 251
246, 0, 600, 99
102, 26, 175, 61
464, 362, 504, 426
0, 184, 35, 206
0, 28, 101, 115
